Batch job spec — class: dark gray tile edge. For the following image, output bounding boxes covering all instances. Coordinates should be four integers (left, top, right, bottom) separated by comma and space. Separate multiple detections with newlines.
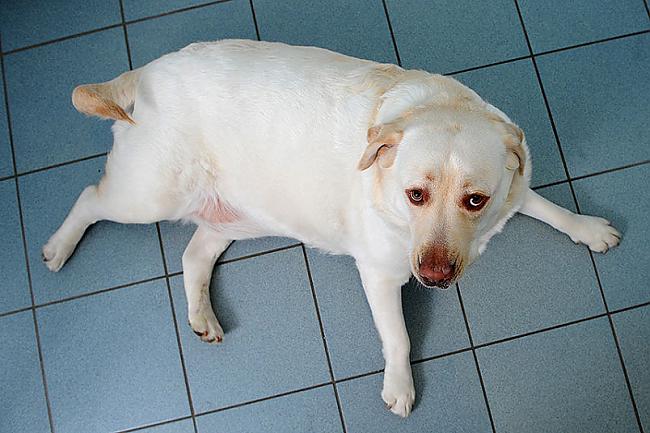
301, 245, 349, 433
512, 2, 645, 430
0, 35, 55, 433
456, 284, 497, 433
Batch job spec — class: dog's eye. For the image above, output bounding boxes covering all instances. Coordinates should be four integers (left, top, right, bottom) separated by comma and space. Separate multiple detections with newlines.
464, 193, 489, 211
407, 189, 426, 205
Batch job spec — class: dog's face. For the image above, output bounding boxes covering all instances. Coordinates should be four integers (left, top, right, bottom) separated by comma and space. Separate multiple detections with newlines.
359, 106, 529, 288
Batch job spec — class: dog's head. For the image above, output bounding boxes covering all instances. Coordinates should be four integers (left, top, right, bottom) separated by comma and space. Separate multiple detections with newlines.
358, 73, 530, 288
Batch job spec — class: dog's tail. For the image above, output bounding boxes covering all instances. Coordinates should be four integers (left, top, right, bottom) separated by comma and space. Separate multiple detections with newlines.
71, 69, 141, 124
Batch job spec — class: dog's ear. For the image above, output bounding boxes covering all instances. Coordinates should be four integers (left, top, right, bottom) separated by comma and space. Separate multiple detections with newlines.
503, 122, 527, 175
357, 123, 403, 171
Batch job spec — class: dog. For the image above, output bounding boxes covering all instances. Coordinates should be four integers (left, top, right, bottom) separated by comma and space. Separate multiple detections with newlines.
43, 40, 620, 417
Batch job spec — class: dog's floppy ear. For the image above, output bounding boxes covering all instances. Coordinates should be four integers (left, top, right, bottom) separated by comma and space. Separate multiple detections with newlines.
503, 122, 527, 175
357, 123, 403, 171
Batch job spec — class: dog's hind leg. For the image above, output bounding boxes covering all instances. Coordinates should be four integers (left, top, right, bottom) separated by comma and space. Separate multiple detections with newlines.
518, 188, 621, 253
42, 173, 175, 272
182, 225, 231, 343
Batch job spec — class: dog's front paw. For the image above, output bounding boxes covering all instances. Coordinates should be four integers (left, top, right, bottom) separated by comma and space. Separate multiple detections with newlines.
42, 236, 75, 272
381, 367, 415, 418
567, 214, 621, 253
189, 305, 224, 344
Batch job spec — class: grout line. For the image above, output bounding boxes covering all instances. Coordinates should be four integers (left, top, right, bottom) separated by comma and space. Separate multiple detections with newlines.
301, 245, 348, 433
645, 0, 650, 20
116, 415, 194, 433
248, 0, 261, 41
217, 242, 303, 266
447, 54, 531, 76
196, 381, 332, 417
0, 35, 56, 433
381, 0, 402, 66
118, 0, 134, 71
155, 223, 199, 433
124, 0, 235, 26
14, 152, 108, 179
456, 284, 497, 433
531, 160, 650, 191
534, 29, 650, 58
0, 306, 32, 319
513, 2, 645, 431
34, 275, 167, 309
2, 24, 123, 55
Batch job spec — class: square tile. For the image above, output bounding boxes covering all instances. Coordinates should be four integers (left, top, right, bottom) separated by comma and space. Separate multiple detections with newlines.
454, 59, 565, 187
613, 305, 650, 431
386, 0, 528, 73
37, 280, 190, 433
137, 418, 195, 433
0, 180, 30, 314
254, 0, 396, 63
477, 318, 638, 433
0, 311, 50, 433
159, 220, 298, 274
573, 165, 650, 310
0, 0, 121, 51
19, 157, 164, 304
0, 74, 13, 179
518, 0, 649, 53
4, 28, 129, 173
123, 0, 214, 21
128, 0, 257, 68
459, 184, 603, 344
306, 249, 469, 380
196, 386, 343, 433
169, 248, 330, 412
338, 352, 492, 433
537, 34, 650, 177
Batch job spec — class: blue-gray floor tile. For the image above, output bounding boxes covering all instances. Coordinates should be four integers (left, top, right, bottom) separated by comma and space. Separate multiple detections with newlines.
128, 0, 257, 68
4, 29, 129, 173
0, 180, 30, 314
460, 184, 603, 344
478, 318, 637, 433
518, 0, 649, 53
0, 311, 50, 433
123, 0, 214, 21
0, 0, 121, 51
169, 248, 330, 412
0, 74, 13, 179
613, 305, 650, 431
454, 59, 565, 187
338, 352, 491, 433
537, 34, 650, 177
306, 249, 469, 380
196, 386, 343, 433
386, 0, 528, 73
254, 0, 396, 64
159, 220, 298, 274
37, 280, 189, 433
136, 418, 195, 433
19, 158, 164, 304
573, 164, 650, 310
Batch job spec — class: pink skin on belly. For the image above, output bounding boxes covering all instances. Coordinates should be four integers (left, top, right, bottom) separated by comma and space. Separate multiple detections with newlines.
195, 196, 239, 224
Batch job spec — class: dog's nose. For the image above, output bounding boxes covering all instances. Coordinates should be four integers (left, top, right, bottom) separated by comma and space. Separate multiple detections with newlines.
418, 263, 454, 287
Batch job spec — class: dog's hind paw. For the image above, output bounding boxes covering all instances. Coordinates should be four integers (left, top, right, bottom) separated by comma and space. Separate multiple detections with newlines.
42, 237, 75, 272
567, 214, 621, 253
189, 305, 224, 344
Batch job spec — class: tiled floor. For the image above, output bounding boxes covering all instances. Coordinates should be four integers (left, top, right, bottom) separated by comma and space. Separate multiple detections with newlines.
0, 1, 648, 432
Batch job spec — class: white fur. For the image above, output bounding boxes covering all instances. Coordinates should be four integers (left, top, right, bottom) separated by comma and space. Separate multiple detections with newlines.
43, 40, 620, 417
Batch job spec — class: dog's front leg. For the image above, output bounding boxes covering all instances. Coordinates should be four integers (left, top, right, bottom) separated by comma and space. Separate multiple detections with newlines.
519, 188, 621, 252
356, 262, 414, 417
